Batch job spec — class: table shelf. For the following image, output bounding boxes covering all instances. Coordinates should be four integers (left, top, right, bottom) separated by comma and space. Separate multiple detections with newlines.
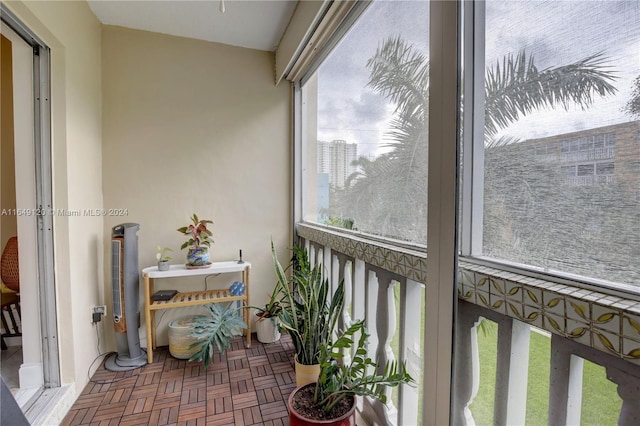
142, 261, 251, 364
149, 289, 246, 310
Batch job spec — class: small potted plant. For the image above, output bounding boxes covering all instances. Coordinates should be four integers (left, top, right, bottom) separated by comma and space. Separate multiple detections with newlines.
287, 320, 414, 425
156, 246, 172, 271
177, 213, 214, 267
252, 286, 283, 344
272, 242, 344, 385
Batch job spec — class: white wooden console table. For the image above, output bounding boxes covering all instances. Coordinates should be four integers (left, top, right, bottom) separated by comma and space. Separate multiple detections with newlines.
142, 261, 251, 364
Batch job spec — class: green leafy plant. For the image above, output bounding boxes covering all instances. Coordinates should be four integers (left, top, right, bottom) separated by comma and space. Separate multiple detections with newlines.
188, 302, 247, 369
156, 246, 173, 262
271, 241, 344, 365
253, 285, 283, 320
313, 320, 414, 413
177, 213, 214, 251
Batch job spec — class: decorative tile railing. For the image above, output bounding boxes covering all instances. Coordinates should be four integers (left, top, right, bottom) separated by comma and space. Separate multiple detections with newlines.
458, 262, 640, 364
299, 222, 640, 364
297, 222, 640, 425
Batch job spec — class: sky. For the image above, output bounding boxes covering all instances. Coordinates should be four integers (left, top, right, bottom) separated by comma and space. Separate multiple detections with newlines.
316, 0, 429, 158
486, 0, 640, 140
313, 0, 640, 157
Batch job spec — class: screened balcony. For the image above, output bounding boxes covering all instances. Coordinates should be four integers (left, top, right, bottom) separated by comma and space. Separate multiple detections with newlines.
3, 0, 639, 425
65, 0, 640, 424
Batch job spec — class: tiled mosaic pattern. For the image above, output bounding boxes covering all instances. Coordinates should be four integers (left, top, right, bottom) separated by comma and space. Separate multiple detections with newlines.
297, 223, 427, 283
458, 263, 640, 364
299, 223, 640, 365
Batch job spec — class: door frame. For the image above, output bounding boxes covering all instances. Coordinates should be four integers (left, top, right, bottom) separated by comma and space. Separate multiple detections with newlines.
1, 3, 60, 389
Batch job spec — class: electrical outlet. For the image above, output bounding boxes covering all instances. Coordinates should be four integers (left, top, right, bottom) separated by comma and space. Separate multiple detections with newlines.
92, 305, 107, 323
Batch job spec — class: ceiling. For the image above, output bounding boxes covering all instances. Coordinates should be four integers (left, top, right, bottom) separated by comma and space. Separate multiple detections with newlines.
87, 0, 298, 52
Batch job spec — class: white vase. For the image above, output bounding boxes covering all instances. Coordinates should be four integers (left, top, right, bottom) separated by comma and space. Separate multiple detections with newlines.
255, 315, 281, 343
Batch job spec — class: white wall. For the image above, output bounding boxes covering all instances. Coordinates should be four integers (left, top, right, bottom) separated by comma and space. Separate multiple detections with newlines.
101, 26, 292, 346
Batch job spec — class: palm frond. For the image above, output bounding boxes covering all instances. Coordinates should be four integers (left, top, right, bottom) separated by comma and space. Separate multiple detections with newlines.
366, 36, 429, 118
485, 50, 617, 137
485, 134, 522, 149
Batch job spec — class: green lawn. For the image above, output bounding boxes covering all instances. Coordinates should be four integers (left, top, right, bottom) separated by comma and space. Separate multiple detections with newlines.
470, 322, 622, 425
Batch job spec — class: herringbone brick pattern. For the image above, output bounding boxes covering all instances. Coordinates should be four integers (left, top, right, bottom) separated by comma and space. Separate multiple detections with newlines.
62, 334, 295, 426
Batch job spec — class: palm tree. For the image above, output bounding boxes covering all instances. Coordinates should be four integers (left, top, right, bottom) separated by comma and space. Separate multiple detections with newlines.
624, 74, 640, 118
328, 36, 617, 241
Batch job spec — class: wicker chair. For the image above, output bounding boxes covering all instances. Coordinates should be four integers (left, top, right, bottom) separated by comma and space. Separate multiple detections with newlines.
1, 237, 21, 350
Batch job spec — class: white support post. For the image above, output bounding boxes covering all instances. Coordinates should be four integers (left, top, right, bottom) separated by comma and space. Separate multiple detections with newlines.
371, 274, 399, 425
341, 258, 354, 365
331, 250, 339, 299
341, 258, 353, 328
424, 1, 460, 424
453, 300, 482, 426
607, 365, 640, 424
365, 268, 379, 367
399, 279, 423, 426
549, 334, 584, 426
494, 319, 531, 426
309, 244, 316, 267
316, 246, 324, 268
353, 259, 366, 325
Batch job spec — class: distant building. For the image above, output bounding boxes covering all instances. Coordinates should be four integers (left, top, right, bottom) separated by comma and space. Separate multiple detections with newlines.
317, 173, 329, 222
484, 120, 640, 284
317, 140, 358, 188
496, 120, 640, 193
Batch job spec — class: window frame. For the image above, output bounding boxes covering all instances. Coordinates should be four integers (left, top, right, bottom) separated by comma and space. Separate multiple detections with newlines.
293, 1, 460, 423
458, 1, 640, 299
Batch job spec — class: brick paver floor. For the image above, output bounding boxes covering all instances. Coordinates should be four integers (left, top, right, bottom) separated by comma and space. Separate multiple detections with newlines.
62, 334, 295, 426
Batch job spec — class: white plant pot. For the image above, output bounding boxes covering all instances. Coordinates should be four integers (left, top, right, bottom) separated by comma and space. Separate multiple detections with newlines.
255, 315, 281, 343
157, 260, 170, 271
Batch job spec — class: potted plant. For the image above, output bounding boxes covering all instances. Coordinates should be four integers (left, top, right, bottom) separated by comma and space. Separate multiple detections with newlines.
177, 213, 214, 267
271, 242, 344, 386
156, 246, 172, 271
288, 320, 414, 425
188, 302, 247, 368
252, 286, 283, 344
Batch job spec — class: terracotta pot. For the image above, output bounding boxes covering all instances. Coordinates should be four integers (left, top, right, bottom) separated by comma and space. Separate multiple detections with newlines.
288, 383, 356, 426
255, 313, 281, 343
295, 356, 321, 387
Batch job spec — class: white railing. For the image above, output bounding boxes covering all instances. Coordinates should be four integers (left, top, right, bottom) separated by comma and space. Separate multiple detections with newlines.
298, 222, 640, 426
453, 301, 640, 426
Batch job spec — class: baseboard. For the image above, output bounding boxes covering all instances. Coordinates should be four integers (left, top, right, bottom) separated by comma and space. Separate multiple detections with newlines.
19, 362, 43, 389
